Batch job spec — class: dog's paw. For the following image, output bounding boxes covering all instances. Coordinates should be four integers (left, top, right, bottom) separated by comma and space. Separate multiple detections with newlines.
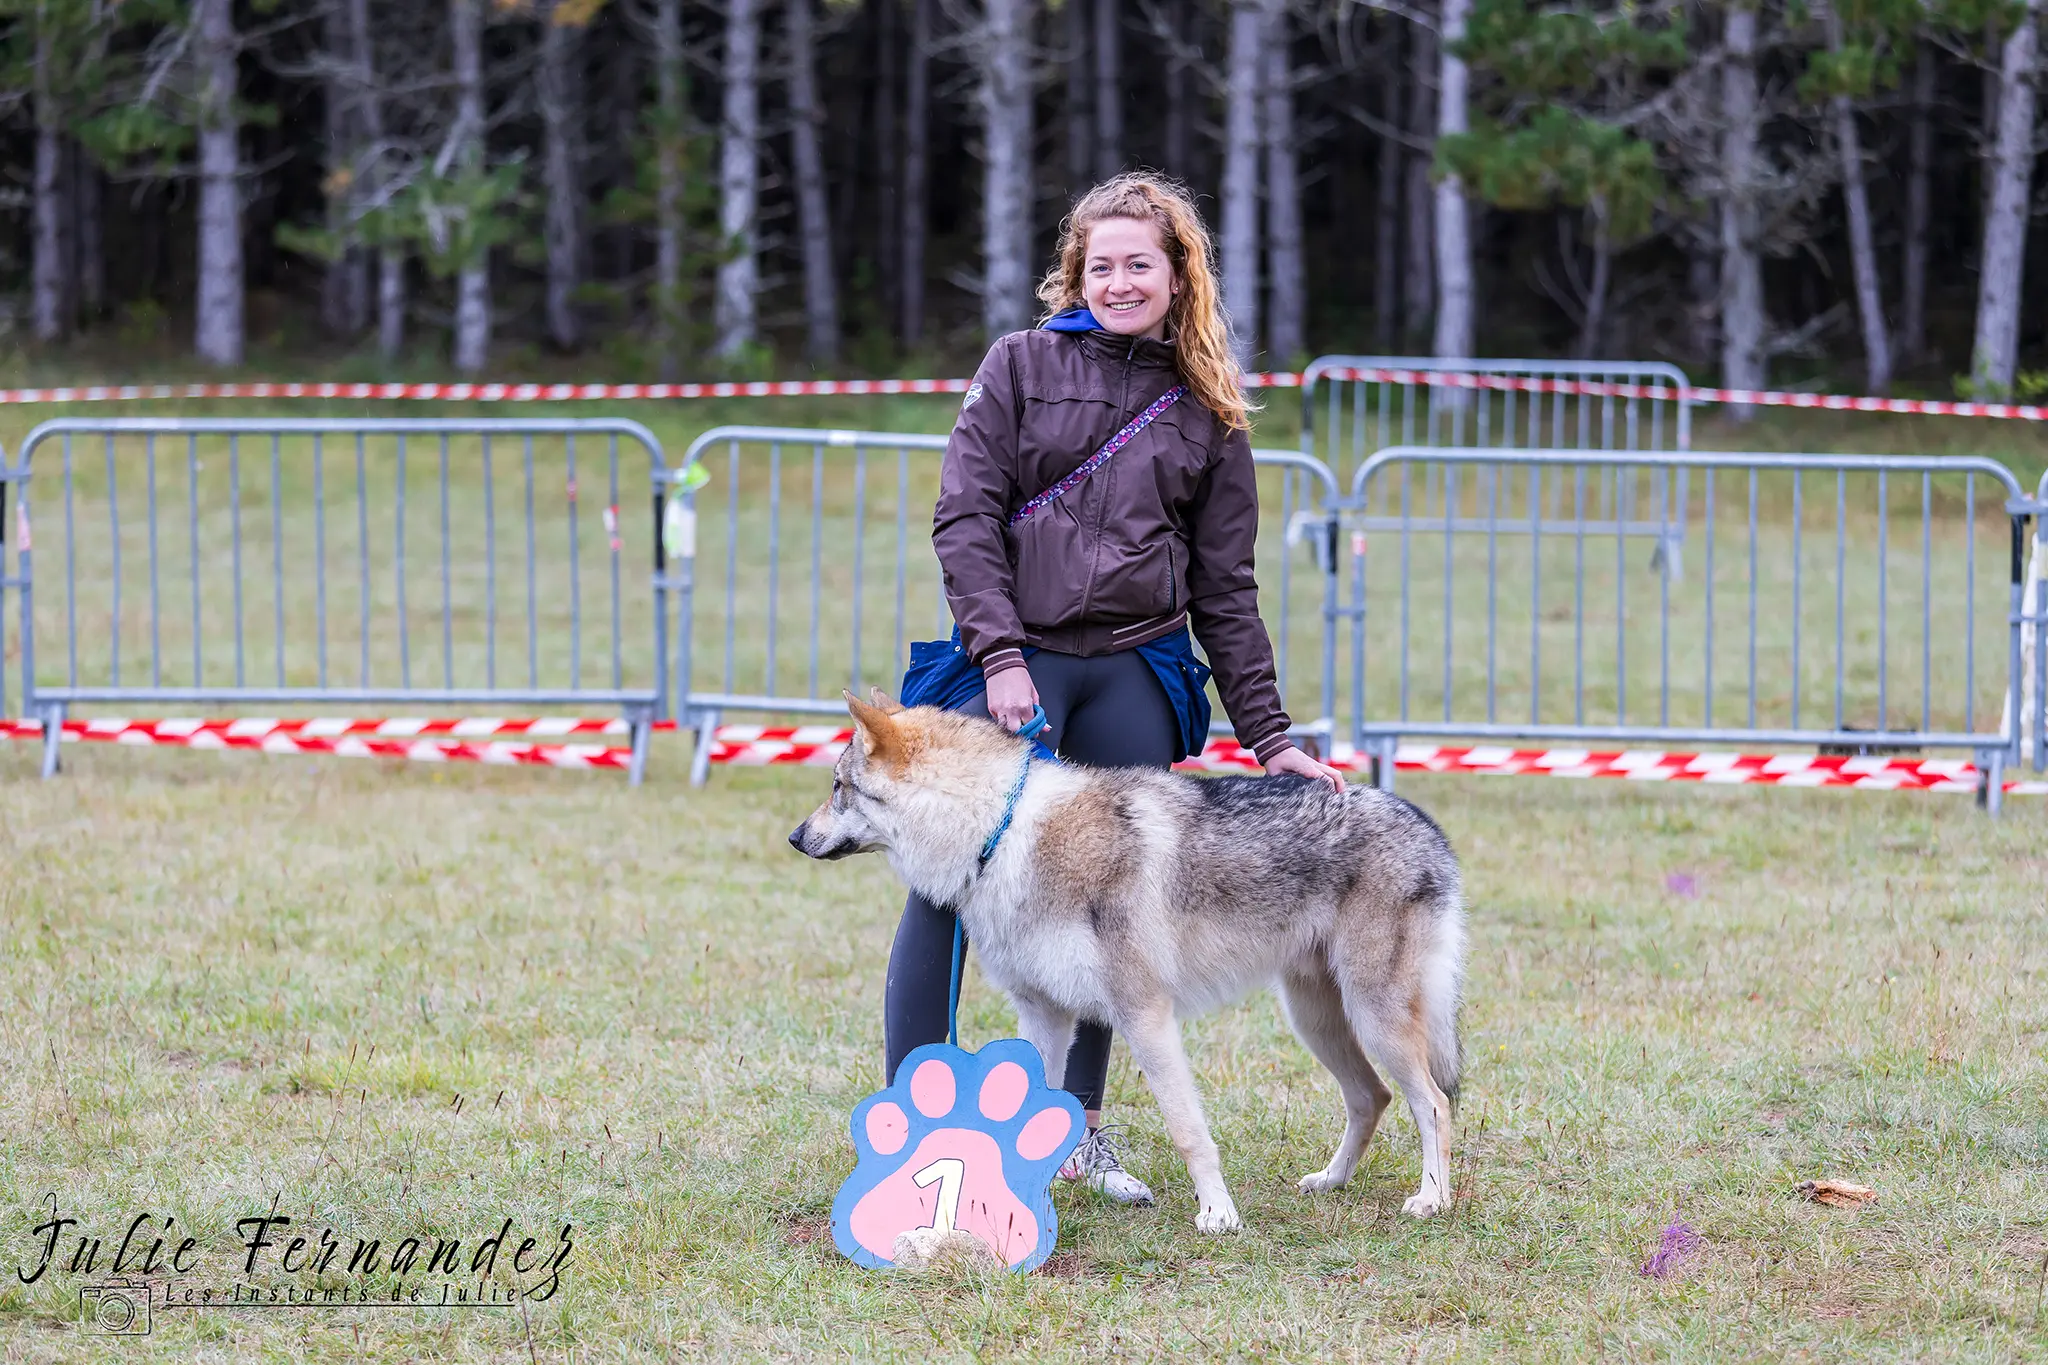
1400, 1192, 1445, 1219
833, 1041, 1085, 1272
1296, 1167, 1351, 1194
1194, 1200, 1243, 1234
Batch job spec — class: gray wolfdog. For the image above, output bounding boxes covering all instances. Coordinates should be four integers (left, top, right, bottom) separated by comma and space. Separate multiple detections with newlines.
789, 691, 1466, 1233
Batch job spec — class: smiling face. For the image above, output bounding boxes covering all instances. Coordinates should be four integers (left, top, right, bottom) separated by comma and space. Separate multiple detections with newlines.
1081, 216, 1179, 341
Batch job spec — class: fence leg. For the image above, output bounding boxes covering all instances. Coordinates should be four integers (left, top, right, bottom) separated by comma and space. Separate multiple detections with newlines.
1975, 747, 2005, 817
689, 709, 720, 788
1373, 737, 1398, 793
39, 702, 63, 779
1650, 531, 1684, 583
626, 705, 653, 788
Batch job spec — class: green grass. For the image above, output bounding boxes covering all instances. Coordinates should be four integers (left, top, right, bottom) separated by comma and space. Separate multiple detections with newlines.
0, 745, 2043, 1361
0, 383, 2044, 1359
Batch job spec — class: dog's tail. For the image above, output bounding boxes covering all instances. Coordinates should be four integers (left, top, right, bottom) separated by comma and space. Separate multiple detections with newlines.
1419, 884, 1467, 1110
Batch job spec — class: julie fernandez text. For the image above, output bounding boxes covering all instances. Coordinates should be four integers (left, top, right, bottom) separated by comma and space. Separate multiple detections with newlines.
17, 1205, 575, 1302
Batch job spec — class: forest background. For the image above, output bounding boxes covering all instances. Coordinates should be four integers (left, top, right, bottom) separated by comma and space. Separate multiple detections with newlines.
3, 0, 2047, 406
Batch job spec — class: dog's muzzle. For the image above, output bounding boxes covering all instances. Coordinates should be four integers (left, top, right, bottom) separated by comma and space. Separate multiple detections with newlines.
788, 821, 858, 860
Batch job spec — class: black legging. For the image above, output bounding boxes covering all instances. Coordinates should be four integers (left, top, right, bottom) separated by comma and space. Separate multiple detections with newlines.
884, 646, 1180, 1111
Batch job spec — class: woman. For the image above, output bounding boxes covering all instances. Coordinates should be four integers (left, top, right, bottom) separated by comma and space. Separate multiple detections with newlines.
889, 173, 1344, 1205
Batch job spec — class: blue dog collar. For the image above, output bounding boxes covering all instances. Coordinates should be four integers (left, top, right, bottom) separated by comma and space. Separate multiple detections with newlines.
976, 706, 1046, 871
952, 706, 1048, 1046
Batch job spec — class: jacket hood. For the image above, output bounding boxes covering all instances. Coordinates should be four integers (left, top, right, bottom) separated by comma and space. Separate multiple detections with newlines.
1042, 306, 1179, 369
1041, 306, 1100, 333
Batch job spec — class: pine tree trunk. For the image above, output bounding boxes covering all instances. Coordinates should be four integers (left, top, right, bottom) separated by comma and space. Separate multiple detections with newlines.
1066, 0, 1092, 194
875, 0, 900, 321
653, 0, 686, 378
1373, 22, 1402, 351
31, 28, 68, 345
1981, 32, 2000, 233
715, 0, 762, 359
74, 148, 103, 322
1826, 13, 1890, 393
344, 255, 370, 335
349, 0, 402, 358
1401, 14, 1434, 344
1972, 0, 2039, 398
596, 33, 636, 286
1900, 48, 1933, 366
450, 0, 490, 374
1094, 0, 1122, 178
1719, 6, 1764, 415
1261, 0, 1303, 364
322, 11, 355, 338
1430, 0, 1473, 360
1833, 93, 1891, 392
979, 0, 1035, 338
194, 0, 244, 367
1163, 3, 1189, 179
1575, 204, 1611, 360
1220, 0, 1264, 363
539, 4, 585, 352
900, 0, 932, 346
1688, 240, 1718, 363
788, 0, 840, 364
377, 252, 405, 358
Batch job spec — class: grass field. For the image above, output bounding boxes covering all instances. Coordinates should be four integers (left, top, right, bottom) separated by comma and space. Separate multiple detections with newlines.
1, 743, 2044, 1362
1, 385, 2045, 1361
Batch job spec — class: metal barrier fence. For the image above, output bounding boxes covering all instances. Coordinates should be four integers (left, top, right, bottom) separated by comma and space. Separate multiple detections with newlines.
2016, 469, 2048, 772
5, 409, 2038, 815
0, 418, 673, 782
1343, 446, 2032, 812
1302, 356, 1695, 578
1301, 356, 1694, 471
667, 425, 1342, 784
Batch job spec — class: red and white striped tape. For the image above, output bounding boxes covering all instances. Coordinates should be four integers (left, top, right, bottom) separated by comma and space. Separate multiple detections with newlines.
16, 715, 638, 740
1312, 366, 2048, 422
0, 718, 631, 768
0, 375, 1300, 406
708, 725, 2048, 794
7, 717, 2043, 793
4, 367, 2046, 423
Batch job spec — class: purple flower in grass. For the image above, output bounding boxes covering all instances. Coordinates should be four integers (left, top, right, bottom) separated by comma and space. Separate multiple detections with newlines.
1639, 1221, 1701, 1279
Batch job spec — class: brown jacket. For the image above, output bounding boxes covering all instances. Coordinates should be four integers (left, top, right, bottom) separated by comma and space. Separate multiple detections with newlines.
933, 325, 1294, 762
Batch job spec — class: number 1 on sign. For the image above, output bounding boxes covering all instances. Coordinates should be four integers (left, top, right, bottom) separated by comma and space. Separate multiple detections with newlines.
911, 1157, 965, 1235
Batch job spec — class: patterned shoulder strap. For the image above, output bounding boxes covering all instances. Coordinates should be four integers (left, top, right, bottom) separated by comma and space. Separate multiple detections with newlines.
1007, 385, 1189, 528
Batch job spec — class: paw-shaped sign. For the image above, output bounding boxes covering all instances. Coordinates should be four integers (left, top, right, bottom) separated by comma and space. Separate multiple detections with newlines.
832, 1039, 1085, 1273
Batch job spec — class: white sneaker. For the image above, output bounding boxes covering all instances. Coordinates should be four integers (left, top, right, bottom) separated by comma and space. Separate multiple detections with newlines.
1059, 1126, 1155, 1205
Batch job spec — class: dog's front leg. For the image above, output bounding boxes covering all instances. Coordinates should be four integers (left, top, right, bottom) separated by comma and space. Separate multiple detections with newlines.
1118, 1005, 1241, 1233
1010, 993, 1077, 1091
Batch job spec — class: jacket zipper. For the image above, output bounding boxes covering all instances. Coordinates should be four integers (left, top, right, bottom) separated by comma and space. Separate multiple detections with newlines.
1075, 334, 1144, 625
1167, 539, 1177, 613
1080, 335, 1139, 617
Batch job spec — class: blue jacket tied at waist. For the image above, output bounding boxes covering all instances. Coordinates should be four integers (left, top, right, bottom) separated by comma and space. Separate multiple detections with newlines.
897, 628, 1213, 763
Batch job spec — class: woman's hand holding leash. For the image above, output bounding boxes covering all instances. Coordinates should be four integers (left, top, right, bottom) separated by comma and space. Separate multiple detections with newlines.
1265, 745, 1345, 794
987, 668, 1042, 734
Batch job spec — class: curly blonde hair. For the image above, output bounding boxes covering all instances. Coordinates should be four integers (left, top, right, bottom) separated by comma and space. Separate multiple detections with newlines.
1036, 173, 1255, 432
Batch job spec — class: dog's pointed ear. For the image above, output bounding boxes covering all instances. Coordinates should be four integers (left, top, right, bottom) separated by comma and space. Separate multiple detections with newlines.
843, 689, 903, 762
868, 687, 904, 714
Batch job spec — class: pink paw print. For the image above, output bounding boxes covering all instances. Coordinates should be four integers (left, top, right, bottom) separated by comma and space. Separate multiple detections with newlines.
831, 1039, 1085, 1272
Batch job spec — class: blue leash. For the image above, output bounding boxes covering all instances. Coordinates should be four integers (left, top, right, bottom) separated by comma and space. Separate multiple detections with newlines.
947, 706, 1048, 1046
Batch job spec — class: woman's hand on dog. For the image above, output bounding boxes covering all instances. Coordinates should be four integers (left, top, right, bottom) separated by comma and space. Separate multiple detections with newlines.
986, 667, 1042, 734
1265, 745, 1346, 793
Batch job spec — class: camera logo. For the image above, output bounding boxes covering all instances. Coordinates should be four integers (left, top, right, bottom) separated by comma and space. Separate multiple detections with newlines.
78, 1280, 153, 1335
